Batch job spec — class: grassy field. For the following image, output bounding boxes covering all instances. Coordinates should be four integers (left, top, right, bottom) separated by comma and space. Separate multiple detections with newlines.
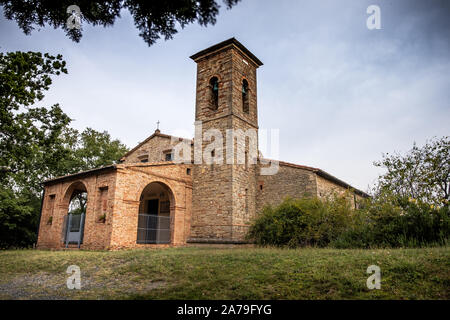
0, 246, 448, 300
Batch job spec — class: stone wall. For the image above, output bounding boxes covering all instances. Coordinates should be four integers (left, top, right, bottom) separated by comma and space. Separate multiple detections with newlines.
190, 41, 262, 243
316, 174, 366, 208
121, 132, 189, 164
37, 168, 117, 250
37, 162, 192, 250
256, 164, 317, 215
108, 163, 192, 249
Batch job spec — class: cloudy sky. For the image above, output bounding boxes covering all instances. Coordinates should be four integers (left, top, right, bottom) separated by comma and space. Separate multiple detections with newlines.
1, 0, 449, 192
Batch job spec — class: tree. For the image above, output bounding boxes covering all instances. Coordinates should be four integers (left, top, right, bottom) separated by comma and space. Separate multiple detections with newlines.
0, 51, 72, 248
374, 136, 449, 206
0, 186, 40, 248
0, 51, 71, 193
0, 0, 241, 46
0, 50, 129, 247
59, 127, 129, 174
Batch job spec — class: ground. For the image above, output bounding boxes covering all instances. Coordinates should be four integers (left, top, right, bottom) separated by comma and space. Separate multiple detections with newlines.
0, 247, 448, 300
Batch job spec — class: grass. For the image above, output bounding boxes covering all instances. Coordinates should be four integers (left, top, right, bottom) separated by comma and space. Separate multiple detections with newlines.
0, 246, 449, 300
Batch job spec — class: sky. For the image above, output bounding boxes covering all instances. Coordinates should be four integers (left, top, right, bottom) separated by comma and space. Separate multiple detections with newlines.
1, 0, 449, 192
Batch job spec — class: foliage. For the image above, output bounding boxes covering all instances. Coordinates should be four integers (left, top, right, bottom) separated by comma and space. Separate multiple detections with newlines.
248, 194, 450, 249
0, 50, 128, 248
68, 192, 88, 215
0, 186, 40, 249
374, 136, 449, 206
332, 193, 450, 248
0, 50, 71, 248
246, 195, 358, 248
0, 0, 241, 46
59, 127, 128, 174
0, 51, 71, 193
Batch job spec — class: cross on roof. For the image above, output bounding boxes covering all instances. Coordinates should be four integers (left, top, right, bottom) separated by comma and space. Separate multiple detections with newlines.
156, 120, 160, 130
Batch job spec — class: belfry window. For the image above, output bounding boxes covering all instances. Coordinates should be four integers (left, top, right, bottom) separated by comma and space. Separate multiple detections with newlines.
242, 79, 249, 113
209, 77, 219, 110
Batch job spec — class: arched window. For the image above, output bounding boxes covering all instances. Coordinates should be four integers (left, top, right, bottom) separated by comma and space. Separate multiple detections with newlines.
242, 79, 249, 113
209, 77, 219, 110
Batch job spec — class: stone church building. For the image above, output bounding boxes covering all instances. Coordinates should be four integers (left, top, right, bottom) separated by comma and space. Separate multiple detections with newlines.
37, 38, 368, 250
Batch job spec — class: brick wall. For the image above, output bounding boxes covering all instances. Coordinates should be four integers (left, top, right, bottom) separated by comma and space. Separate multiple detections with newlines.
256, 164, 317, 215
190, 41, 262, 243
37, 163, 192, 250
121, 133, 186, 164
37, 169, 117, 250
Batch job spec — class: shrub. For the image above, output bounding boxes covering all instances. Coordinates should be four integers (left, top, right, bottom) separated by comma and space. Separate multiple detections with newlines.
247, 195, 357, 248
247, 193, 450, 249
332, 194, 450, 248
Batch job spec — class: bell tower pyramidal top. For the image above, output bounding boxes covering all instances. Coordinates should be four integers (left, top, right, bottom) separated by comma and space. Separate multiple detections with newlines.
190, 37, 263, 129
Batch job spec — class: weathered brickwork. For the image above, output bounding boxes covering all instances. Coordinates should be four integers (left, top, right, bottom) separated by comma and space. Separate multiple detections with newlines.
256, 163, 317, 214
121, 131, 189, 164
37, 168, 117, 250
189, 39, 262, 243
37, 38, 368, 250
37, 163, 192, 250
316, 175, 365, 208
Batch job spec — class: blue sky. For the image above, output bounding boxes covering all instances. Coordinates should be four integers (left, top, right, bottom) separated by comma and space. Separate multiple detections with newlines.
1, 0, 449, 192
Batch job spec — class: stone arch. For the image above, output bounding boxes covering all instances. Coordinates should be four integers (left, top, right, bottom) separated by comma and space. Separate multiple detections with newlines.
60, 180, 89, 246
62, 180, 88, 208
136, 181, 176, 244
135, 178, 178, 206
208, 75, 220, 110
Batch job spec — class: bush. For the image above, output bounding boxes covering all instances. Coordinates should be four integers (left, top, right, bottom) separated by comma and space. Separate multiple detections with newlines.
247, 194, 450, 249
246, 195, 357, 248
333, 195, 450, 248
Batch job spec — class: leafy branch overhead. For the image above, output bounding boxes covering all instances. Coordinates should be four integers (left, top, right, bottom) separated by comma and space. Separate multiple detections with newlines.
0, 0, 241, 46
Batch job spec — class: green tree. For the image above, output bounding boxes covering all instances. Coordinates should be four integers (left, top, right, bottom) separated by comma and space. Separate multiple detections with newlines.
374, 136, 449, 206
0, 0, 241, 46
0, 51, 71, 193
60, 127, 129, 174
0, 51, 129, 248
0, 51, 71, 247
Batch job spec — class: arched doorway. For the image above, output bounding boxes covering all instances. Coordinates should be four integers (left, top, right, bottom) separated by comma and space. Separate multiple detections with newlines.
137, 182, 174, 244
62, 181, 88, 248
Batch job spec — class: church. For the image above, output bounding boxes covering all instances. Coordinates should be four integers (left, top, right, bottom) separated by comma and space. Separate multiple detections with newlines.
37, 38, 368, 250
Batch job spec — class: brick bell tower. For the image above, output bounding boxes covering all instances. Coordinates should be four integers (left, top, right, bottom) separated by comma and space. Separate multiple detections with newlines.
188, 38, 263, 243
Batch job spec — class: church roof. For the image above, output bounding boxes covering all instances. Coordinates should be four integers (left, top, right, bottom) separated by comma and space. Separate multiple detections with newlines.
190, 37, 263, 67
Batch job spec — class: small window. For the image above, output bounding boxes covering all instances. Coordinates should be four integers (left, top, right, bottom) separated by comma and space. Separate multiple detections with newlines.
138, 154, 149, 163
242, 79, 249, 114
209, 77, 219, 110
186, 168, 191, 175
211, 150, 215, 158
165, 153, 172, 161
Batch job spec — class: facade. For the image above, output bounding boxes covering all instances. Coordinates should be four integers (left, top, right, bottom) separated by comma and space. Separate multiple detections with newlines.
37, 38, 368, 250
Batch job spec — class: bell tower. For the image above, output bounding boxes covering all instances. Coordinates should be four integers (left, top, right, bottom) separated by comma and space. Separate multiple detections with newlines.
189, 38, 263, 243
